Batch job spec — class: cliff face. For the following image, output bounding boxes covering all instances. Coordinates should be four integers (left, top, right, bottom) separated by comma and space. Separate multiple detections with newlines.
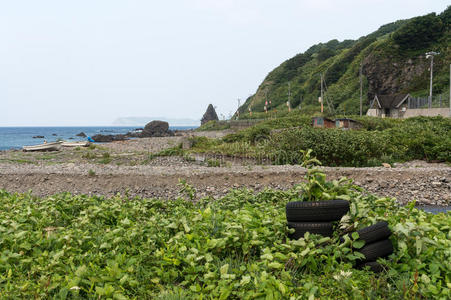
238, 7, 450, 115
363, 55, 428, 99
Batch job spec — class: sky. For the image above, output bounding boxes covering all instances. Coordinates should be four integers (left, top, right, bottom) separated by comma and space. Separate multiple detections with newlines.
0, 0, 449, 126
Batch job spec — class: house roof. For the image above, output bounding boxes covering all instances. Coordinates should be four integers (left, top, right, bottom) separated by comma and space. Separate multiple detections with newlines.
335, 118, 359, 123
372, 94, 410, 109
312, 116, 334, 122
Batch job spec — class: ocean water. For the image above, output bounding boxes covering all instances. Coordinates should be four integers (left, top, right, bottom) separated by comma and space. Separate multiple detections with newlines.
0, 126, 197, 151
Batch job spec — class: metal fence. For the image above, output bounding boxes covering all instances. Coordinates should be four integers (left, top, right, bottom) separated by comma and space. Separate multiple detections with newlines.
408, 94, 450, 109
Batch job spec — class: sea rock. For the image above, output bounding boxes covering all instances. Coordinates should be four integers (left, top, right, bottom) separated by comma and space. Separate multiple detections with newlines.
140, 120, 174, 137
32, 135, 44, 139
91, 134, 128, 142
201, 104, 219, 125
76, 132, 87, 137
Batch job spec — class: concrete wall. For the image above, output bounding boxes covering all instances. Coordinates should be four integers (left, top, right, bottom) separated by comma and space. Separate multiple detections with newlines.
367, 109, 379, 117
367, 107, 450, 118
229, 120, 262, 130
403, 108, 450, 118
215, 119, 264, 130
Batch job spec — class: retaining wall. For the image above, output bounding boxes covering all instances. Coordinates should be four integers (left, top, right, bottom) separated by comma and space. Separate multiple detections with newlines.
402, 108, 450, 118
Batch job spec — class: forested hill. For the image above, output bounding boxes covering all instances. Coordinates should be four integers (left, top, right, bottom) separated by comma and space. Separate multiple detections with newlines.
237, 7, 450, 116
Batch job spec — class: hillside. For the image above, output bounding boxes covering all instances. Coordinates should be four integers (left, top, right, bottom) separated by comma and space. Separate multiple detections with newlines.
238, 7, 451, 116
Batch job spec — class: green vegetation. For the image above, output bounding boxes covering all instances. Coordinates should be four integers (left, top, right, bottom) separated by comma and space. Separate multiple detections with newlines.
239, 6, 450, 116
99, 152, 112, 164
88, 169, 96, 177
82, 152, 97, 160
191, 116, 451, 166
142, 145, 185, 164
206, 158, 221, 167
197, 120, 231, 131
0, 158, 35, 165
1, 158, 450, 298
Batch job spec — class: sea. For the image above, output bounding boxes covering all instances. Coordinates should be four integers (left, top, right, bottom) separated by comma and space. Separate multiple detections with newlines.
0, 126, 197, 151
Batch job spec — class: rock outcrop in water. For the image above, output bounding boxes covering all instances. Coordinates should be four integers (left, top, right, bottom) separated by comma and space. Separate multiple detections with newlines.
91, 134, 128, 142
92, 121, 174, 142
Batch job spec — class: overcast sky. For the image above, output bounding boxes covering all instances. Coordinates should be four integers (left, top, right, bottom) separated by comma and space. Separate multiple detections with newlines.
1, 0, 448, 126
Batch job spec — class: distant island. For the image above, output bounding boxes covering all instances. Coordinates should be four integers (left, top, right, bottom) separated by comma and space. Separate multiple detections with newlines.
112, 116, 200, 127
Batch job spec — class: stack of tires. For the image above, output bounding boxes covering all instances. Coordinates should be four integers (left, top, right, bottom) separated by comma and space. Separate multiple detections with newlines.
343, 221, 394, 272
285, 200, 350, 239
286, 200, 394, 273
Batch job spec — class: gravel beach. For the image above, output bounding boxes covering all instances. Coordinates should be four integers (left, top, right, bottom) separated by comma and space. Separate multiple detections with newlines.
0, 132, 449, 206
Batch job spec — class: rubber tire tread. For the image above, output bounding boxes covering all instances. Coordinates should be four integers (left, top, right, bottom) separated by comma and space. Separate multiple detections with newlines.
287, 222, 333, 239
358, 261, 384, 273
341, 221, 391, 244
359, 239, 393, 263
286, 200, 350, 222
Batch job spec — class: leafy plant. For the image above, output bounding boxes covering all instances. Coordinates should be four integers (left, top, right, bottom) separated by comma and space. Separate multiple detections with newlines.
178, 179, 196, 200
0, 157, 449, 298
296, 149, 355, 201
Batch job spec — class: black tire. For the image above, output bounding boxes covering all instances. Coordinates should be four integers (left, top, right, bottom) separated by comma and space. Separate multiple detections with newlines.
287, 222, 333, 239
358, 261, 385, 273
358, 239, 393, 263
286, 200, 349, 222
341, 221, 391, 244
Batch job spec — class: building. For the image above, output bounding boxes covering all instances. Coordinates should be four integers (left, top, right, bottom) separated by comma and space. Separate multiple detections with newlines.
335, 118, 362, 130
312, 117, 335, 128
366, 94, 410, 118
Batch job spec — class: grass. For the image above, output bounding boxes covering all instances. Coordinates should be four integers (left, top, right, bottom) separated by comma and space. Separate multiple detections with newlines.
99, 152, 112, 164
142, 145, 185, 164
0, 158, 36, 164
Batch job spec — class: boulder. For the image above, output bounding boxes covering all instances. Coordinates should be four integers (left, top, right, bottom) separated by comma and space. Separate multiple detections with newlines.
140, 120, 174, 137
32, 135, 44, 139
76, 132, 87, 137
201, 104, 219, 125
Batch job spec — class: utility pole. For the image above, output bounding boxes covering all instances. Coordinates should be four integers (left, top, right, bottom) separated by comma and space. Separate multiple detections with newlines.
264, 89, 268, 114
426, 51, 439, 108
320, 74, 324, 113
237, 98, 240, 119
360, 63, 363, 116
287, 82, 291, 112
449, 64, 451, 117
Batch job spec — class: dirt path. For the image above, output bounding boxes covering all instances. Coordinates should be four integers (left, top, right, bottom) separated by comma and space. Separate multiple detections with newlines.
1, 159, 449, 206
